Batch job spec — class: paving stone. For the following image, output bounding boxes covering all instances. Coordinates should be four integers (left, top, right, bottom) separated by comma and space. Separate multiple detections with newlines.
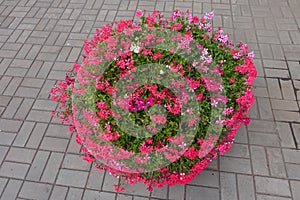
26, 151, 50, 181
265, 69, 290, 79
220, 156, 251, 174
282, 149, 300, 164
86, 166, 105, 190
0, 161, 30, 179
186, 186, 219, 200
62, 154, 91, 171
237, 175, 255, 200
189, 170, 219, 187
151, 185, 168, 199
0, 76, 12, 94
0, 118, 23, 132
2, 97, 23, 118
16, 87, 40, 98
14, 98, 35, 120
248, 120, 277, 133
0, 131, 16, 145
276, 122, 296, 148
13, 121, 35, 147
270, 99, 299, 111
257, 97, 273, 120
46, 124, 71, 139
249, 132, 280, 147
66, 188, 84, 200
21, 77, 44, 88
67, 133, 81, 153
0, 146, 9, 164
263, 60, 288, 69
0, 95, 11, 106
255, 177, 291, 197
254, 87, 269, 97
102, 171, 119, 192
286, 163, 300, 180
235, 124, 248, 143
225, 143, 250, 158
49, 185, 68, 200
6, 147, 36, 163
256, 194, 291, 200
0, 177, 8, 197
168, 183, 185, 200
26, 122, 48, 148
280, 79, 296, 100
120, 182, 150, 197
274, 110, 300, 122
41, 152, 64, 183
117, 194, 133, 200
0, 179, 22, 200
133, 197, 148, 200
266, 147, 287, 178
83, 190, 116, 200
220, 172, 237, 200
19, 181, 52, 200
27, 109, 52, 122
288, 61, 300, 80
56, 169, 89, 187
250, 146, 269, 176
40, 137, 69, 152
291, 123, 300, 149
291, 181, 300, 200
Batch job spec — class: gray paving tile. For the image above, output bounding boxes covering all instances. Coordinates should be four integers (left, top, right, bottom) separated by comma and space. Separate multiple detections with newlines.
41, 152, 64, 183
255, 177, 291, 197
250, 146, 269, 176
86, 166, 105, 190
189, 170, 219, 187
83, 190, 116, 200
168, 184, 185, 200
0, 177, 8, 196
237, 175, 255, 200
256, 195, 291, 200
66, 188, 84, 200
40, 137, 69, 152
186, 186, 219, 200
62, 154, 91, 171
56, 169, 89, 188
5, 147, 36, 163
266, 148, 287, 178
0, 162, 30, 179
49, 185, 68, 200
0, 131, 16, 145
1, 179, 23, 200
19, 181, 52, 200
220, 173, 237, 200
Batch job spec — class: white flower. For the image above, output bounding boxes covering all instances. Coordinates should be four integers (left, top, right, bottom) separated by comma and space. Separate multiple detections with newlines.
130, 44, 140, 53
160, 70, 164, 74
166, 65, 170, 68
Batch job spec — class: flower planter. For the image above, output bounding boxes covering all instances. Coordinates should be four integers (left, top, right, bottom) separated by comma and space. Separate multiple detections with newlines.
51, 10, 256, 191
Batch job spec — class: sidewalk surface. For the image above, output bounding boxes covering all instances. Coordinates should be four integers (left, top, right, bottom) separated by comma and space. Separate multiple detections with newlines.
0, 0, 300, 199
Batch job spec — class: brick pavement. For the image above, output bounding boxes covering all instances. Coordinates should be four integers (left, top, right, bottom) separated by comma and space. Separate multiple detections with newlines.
0, 0, 300, 199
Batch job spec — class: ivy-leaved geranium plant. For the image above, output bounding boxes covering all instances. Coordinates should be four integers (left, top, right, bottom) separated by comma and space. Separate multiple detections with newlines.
50, 9, 256, 191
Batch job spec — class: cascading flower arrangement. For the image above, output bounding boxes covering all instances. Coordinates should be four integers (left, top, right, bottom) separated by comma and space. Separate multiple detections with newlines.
50, 9, 256, 191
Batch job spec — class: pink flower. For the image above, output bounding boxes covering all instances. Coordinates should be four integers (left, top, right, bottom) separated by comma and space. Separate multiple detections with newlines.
223, 107, 234, 116
136, 10, 143, 17
113, 184, 125, 192
153, 52, 162, 60
171, 9, 182, 20
171, 23, 182, 30
204, 11, 214, 20
151, 114, 167, 125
